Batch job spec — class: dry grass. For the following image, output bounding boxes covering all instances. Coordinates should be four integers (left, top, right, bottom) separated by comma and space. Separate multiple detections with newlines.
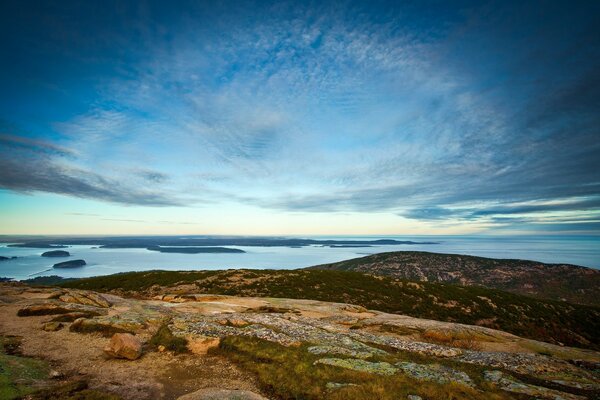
421, 330, 483, 351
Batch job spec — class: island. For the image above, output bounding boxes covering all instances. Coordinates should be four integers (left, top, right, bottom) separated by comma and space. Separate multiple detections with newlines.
41, 250, 71, 257
53, 259, 86, 268
0, 236, 439, 249
146, 246, 245, 254
8, 243, 67, 249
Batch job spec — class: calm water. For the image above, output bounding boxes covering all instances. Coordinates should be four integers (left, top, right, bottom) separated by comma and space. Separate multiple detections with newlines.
0, 235, 598, 280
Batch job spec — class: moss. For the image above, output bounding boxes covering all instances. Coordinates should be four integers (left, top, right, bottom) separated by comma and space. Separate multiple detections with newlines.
0, 336, 50, 400
149, 323, 189, 353
27, 380, 121, 400
210, 336, 513, 400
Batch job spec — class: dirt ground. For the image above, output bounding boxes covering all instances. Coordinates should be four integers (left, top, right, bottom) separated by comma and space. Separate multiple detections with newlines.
0, 290, 264, 400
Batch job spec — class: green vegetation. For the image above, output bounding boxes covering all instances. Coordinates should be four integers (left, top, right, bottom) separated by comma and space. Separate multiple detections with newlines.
26, 380, 121, 400
0, 336, 120, 400
61, 269, 600, 350
210, 336, 514, 400
61, 270, 219, 291
149, 323, 189, 353
0, 336, 49, 399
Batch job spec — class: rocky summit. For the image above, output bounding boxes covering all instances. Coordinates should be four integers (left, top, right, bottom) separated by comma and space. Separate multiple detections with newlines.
0, 282, 598, 400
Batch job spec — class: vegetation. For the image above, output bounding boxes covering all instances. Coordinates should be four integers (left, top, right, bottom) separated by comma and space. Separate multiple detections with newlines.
0, 336, 119, 400
210, 336, 515, 400
61, 270, 220, 292
310, 251, 600, 306
0, 336, 48, 399
61, 269, 600, 350
148, 323, 189, 353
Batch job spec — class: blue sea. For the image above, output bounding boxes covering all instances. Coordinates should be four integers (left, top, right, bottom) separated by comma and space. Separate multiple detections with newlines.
0, 235, 598, 280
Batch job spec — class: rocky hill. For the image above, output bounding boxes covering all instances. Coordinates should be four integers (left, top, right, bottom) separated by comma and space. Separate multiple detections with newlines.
309, 251, 600, 306
53, 269, 600, 350
1, 282, 599, 400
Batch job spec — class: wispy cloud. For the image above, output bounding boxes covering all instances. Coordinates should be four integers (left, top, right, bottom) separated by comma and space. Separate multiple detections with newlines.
0, 1, 598, 233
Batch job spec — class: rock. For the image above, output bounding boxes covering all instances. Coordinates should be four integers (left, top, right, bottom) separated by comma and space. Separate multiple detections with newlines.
314, 358, 398, 375
326, 382, 358, 391
307, 344, 385, 359
41, 250, 70, 257
42, 321, 63, 331
483, 370, 586, 400
104, 333, 142, 360
50, 311, 102, 322
395, 361, 474, 387
17, 301, 108, 317
407, 396, 423, 400
186, 335, 220, 355
18, 303, 73, 316
177, 388, 269, 400
157, 345, 166, 352
217, 318, 249, 327
58, 290, 111, 308
70, 315, 146, 336
53, 259, 86, 268
49, 370, 63, 379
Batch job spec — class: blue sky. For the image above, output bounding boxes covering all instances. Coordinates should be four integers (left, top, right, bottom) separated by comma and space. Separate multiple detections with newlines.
0, 0, 599, 235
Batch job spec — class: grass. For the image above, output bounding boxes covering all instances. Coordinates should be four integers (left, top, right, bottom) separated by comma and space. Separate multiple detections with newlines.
420, 330, 482, 351
148, 323, 189, 353
0, 336, 49, 400
210, 335, 515, 400
60, 269, 600, 350
0, 336, 120, 400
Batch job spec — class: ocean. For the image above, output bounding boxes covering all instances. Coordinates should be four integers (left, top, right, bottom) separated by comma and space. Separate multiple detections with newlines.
0, 235, 598, 280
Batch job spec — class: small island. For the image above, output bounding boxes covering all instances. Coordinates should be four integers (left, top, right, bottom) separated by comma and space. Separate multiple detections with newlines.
8, 242, 67, 249
146, 246, 245, 254
41, 250, 71, 257
53, 259, 86, 268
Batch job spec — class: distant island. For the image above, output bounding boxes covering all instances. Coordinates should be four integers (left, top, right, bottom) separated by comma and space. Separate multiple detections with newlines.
41, 250, 70, 257
146, 246, 245, 254
4, 236, 437, 249
53, 259, 86, 268
8, 242, 67, 249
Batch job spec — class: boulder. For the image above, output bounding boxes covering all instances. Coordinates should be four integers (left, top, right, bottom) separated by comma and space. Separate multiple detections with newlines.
18, 303, 73, 316
70, 315, 145, 336
186, 335, 220, 355
42, 322, 63, 331
177, 388, 269, 400
314, 358, 398, 375
58, 290, 111, 308
395, 361, 473, 387
104, 333, 142, 360
483, 370, 585, 400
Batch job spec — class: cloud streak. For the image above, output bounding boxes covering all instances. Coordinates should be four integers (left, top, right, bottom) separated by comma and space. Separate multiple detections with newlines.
0, 1, 598, 233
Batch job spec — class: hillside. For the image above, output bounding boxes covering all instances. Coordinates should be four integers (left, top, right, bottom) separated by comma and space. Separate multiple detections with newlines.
57, 269, 600, 350
2, 282, 599, 400
309, 251, 600, 306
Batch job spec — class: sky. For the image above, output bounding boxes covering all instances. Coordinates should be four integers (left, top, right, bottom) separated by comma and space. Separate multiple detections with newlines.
0, 0, 599, 236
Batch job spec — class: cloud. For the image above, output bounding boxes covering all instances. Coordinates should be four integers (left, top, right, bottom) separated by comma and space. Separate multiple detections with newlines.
0, 131, 183, 207
0, 1, 598, 233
